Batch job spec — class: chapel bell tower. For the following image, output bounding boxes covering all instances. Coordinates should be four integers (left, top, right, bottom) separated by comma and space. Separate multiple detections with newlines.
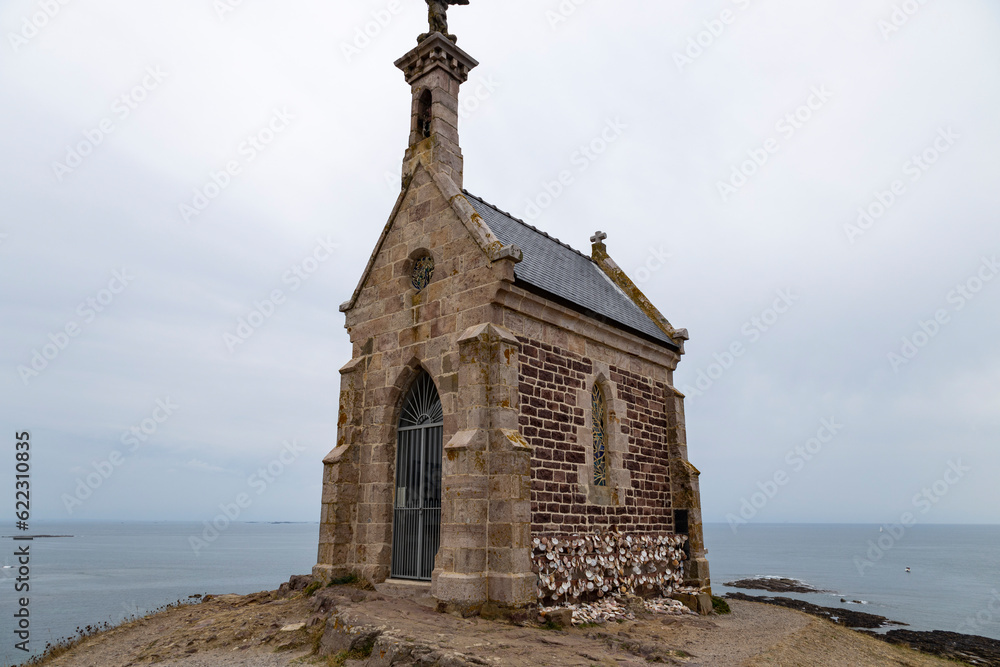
394, 33, 478, 190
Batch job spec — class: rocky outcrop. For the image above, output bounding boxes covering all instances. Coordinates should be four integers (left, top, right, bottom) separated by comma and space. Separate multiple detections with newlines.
878, 629, 1000, 666
725, 592, 900, 629
724, 577, 833, 594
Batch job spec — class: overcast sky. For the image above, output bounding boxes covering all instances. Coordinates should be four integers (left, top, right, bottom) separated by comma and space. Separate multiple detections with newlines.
1, 0, 998, 528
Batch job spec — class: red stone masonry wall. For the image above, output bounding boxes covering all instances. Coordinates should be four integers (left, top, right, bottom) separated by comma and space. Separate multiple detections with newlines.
517, 336, 675, 536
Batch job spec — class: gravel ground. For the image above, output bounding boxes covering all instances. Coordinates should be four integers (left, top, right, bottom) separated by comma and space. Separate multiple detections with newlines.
24, 588, 959, 667
150, 652, 304, 667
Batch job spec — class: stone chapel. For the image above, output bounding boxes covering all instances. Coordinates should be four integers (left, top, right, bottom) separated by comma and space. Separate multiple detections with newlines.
313, 13, 711, 616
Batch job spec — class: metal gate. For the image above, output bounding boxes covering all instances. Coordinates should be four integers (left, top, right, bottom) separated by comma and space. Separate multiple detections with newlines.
391, 372, 443, 581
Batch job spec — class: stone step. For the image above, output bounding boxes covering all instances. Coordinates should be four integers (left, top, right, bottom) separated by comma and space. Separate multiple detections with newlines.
376, 578, 433, 602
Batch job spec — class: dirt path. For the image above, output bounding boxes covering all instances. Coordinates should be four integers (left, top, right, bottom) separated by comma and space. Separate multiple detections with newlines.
27, 588, 959, 667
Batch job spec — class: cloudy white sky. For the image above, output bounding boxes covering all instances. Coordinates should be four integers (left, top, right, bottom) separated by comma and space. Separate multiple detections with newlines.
1, 0, 998, 527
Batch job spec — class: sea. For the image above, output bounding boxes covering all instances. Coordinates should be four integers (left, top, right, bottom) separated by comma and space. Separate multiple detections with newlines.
1, 522, 998, 666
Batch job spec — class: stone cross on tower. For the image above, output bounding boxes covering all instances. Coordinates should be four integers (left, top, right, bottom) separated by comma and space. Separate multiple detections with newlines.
420, 0, 470, 43
591, 231, 608, 258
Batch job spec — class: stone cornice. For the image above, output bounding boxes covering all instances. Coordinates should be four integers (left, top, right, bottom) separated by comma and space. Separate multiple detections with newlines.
394, 32, 479, 85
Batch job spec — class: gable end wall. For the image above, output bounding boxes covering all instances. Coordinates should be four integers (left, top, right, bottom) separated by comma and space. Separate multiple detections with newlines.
319, 163, 510, 583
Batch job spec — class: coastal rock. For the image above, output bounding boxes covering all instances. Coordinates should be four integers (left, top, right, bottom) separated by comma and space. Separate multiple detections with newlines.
319, 622, 382, 656
278, 574, 313, 598
212, 594, 243, 604
725, 593, 901, 630
878, 629, 1000, 665
539, 608, 574, 627
724, 577, 833, 594
310, 588, 342, 616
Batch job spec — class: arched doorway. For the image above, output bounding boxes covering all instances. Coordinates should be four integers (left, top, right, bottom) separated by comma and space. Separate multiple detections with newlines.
391, 371, 443, 580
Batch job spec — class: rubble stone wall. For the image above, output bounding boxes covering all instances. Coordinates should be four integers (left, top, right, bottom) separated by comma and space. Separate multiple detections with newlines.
532, 530, 688, 606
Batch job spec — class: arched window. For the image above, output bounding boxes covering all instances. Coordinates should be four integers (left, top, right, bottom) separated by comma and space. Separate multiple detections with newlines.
592, 383, 608, 487
417, 89, 433, 139
399, 371, 443, 427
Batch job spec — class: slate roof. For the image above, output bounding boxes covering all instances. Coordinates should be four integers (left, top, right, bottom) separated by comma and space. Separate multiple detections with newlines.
464, 193, 677, 350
